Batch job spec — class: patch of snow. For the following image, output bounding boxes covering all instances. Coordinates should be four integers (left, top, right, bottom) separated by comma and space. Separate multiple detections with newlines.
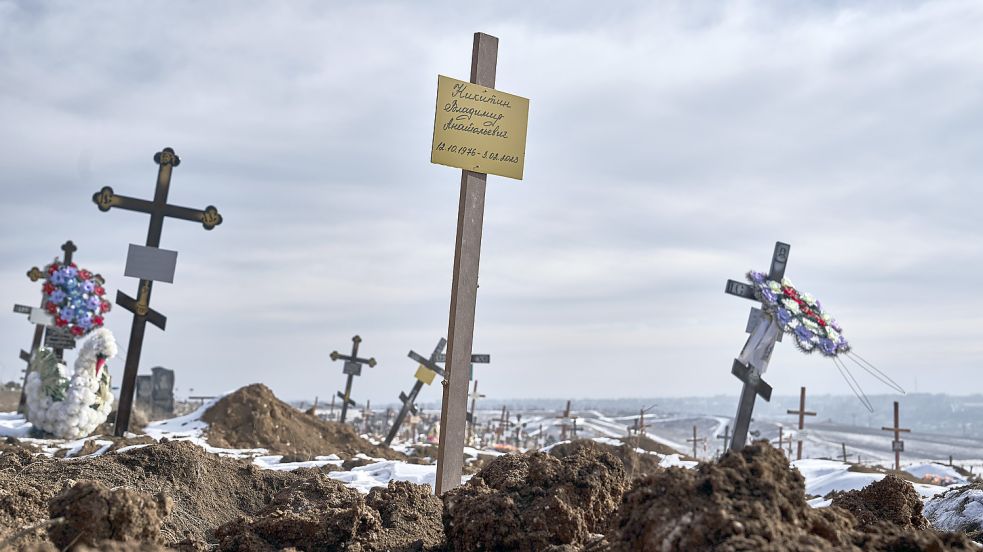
327, 460, 443, 493
925, 486, 983, 534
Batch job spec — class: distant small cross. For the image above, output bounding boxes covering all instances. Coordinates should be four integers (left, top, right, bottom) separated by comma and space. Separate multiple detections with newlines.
881, 401, 910, 471
717, 425, 731, 452
330, 335, 377, 423
786, 386, 817, 460
466, 379, 486, 445
687, 425, 707, 459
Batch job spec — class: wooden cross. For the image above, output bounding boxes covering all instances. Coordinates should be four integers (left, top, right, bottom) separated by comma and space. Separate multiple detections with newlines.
435, 31, 501, 494
881, 401, 910, 471
329, 335, 376, 423
92, 148, 222, 436
329, 394, 337, 420
786, 386, 817, 460
361, 400, 373, 434
717, 425, 731, 452
383, 338, 446, 446
687, 425, 707, 459
725, 241, 790, 451
776, 425, 786, 456
465, 379, 486, 445
840, 443, 851, 463
556, 400, 573, 441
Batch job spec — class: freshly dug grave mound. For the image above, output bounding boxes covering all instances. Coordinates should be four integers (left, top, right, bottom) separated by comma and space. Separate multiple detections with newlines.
215, 473, 442, 552
202, 383, 405, 460
0, 440, 297, 548
95, 407, 151, 436
47, 480, 172, 549
925, 482, 983, 543
604, 442, 977, 552
443, 445, 627, 552
830, 474, 927, 530
550, 439, 664, 480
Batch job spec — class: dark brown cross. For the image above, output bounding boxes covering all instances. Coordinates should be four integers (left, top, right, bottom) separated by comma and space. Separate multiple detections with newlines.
777, 425, 785, 455
687, 425, 707, 459
725, 242, 790, 451
329, 335, 376, 423
840, 443, 851, 463
383, 338, 446, 447
786, 386, 817, 460
92, 148, 222, 436
717, 425, 731, 452
555, 400, 574, 441
881, 401, 910, 471
15, 241, 84, 412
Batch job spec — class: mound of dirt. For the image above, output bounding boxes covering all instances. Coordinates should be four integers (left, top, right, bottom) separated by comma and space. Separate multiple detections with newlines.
550, 439, 664, 480
201, 384, 404, 460
831, 475, 927, 530
603, 442, 977, 552
443, 445, 627, 552
0, 440, 297, 548
47, 480, 172, 549
214, 474, 442, 552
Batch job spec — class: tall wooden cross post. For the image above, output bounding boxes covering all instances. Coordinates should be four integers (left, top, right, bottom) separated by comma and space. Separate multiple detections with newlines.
556, 400, 573, 441
786, 386, 816, 460
881, 401, 910, 471
13, 241, 81, 412
384, 338, 447, 447
840, 443, 851, 463
435, 32, 499, 494
329, 335, 376, 423
725, 241, 790, 451
92, 148, 222, 436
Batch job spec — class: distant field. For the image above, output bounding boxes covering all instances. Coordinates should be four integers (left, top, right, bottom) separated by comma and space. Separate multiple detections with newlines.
0, 390, 20, 412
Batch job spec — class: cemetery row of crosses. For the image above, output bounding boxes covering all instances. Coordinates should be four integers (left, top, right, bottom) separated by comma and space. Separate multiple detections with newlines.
2, 31, 981, 552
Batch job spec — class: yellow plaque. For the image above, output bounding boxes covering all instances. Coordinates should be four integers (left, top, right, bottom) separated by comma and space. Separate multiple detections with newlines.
431, 74, 529, 180
415, 364, 437, 385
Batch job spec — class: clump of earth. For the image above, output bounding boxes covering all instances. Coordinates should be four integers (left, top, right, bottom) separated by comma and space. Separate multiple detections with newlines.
201, 383, 405, 461
443, 442, 628, 551
602, 441, 977, 552
549, 439, 666, 480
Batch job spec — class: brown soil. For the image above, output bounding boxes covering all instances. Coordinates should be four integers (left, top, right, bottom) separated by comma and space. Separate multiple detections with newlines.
847, 463, 924, 485
0, 389, 21, 412
603, 441, 977, 552
830, 474, 927, 530
443, 443, 628, 552
47, 480, 172, 549
201, 384, 405, 461
214, 473, 442, 552
550, 439, 665, 480
0, 440, 298, 549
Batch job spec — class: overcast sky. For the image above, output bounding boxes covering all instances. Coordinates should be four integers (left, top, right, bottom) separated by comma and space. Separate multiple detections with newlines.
1, 1, 981, 408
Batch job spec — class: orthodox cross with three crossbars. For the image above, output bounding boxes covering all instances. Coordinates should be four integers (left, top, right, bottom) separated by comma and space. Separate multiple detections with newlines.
330, 335, 377, 423
92, 148, 222, 436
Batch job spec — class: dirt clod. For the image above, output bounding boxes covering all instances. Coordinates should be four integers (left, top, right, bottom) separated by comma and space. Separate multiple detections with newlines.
47, 480, 171, 549
550, 439, 665, 480
443, 444, 627, 552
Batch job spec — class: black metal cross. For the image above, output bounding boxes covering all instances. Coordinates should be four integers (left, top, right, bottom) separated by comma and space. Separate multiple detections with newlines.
92, 148, 223, 436
724, 241, 790, 451
330, 335, 377, 423
383, 338, 447, 446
